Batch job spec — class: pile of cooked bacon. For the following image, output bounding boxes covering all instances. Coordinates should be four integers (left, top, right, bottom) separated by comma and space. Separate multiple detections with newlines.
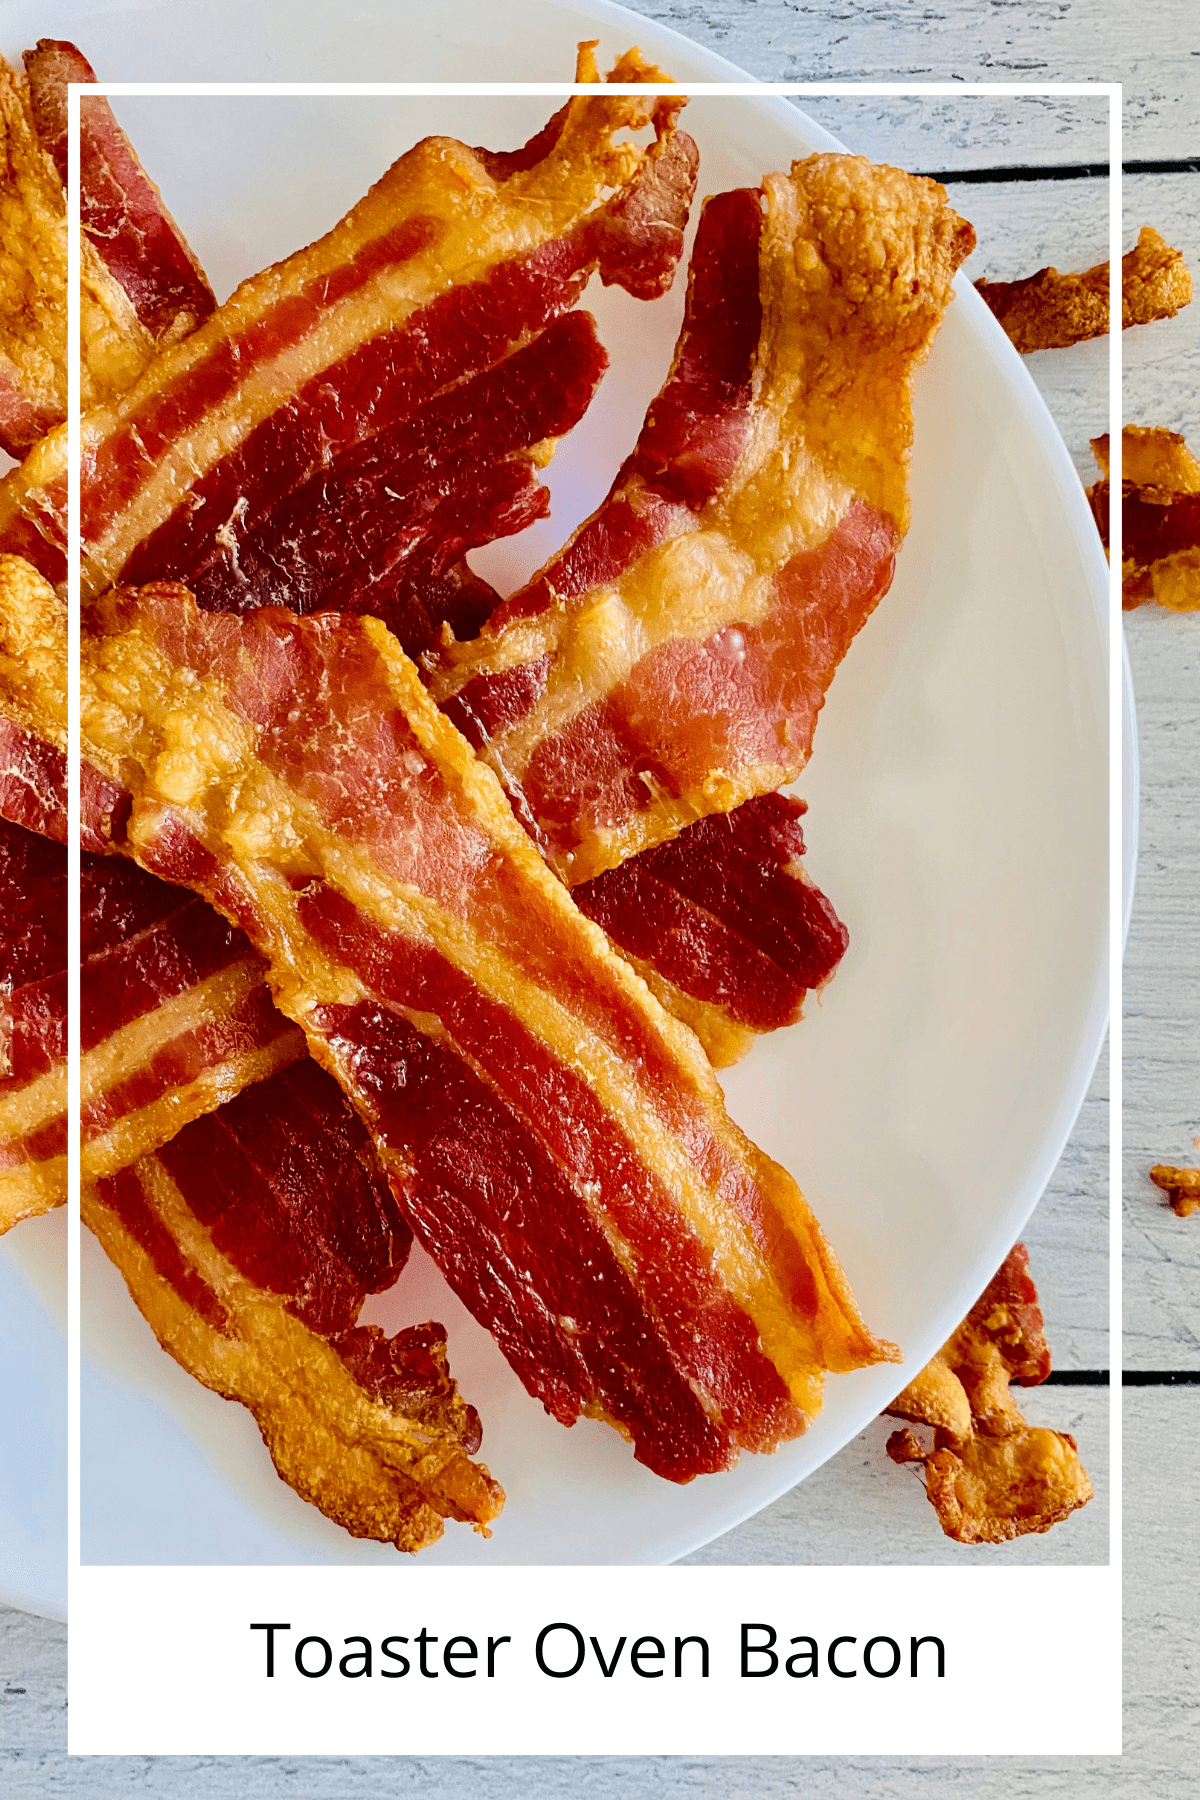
2, 38, 989, 1552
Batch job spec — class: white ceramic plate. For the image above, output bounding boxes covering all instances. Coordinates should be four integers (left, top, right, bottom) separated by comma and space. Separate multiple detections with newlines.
1, 0, 1120, 1594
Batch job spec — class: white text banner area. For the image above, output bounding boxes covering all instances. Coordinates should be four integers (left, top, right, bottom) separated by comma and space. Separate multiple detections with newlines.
70, 1563, 1120, 1755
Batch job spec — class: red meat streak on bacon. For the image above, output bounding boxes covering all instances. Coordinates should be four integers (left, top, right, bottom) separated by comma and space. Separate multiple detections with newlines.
92, 1057, 427, 1376
0, 817, 66, 1089
23, 39, 216, 341
0, 716, 67, 842
1089, 481, 1200, 583
153, 1059, 412, 1336
172, 310, 609, 655
81, 855, 252, 1050
79, 986, 295, 1148
574, 793, 848, 1034
0, 373, 59, 464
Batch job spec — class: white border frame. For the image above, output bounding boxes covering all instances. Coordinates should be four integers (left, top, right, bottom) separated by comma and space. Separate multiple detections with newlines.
65, 76, 1123, 1757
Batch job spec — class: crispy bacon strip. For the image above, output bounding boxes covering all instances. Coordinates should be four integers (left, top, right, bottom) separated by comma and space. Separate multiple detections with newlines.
976, 225, 1193, 353
1088, 426, 1200, 611
0, 52, 159, 457
82, 586, 897, 1482
884, 1244, 1093, 1543
86, 1058, 503, 1550
574, 793, 848, 1067
431, 158, 974, 884
23, 38, 216, 344
1149, 1165, 1200, 1217
78, 48, 696, 604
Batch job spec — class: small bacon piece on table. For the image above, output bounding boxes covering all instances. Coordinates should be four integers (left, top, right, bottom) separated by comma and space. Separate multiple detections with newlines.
976, 225, 1193, 354
884, 1244, 1093, 1543
23, 38, 216, 345
87, 1058, 503, 1550
82, 586, 897, 1482
1088, 425, 1200, 612
77, 48, 696, 637
1148, 1164, 1200, 1218
431, 156, 974, 885
574, 793, 848, 1067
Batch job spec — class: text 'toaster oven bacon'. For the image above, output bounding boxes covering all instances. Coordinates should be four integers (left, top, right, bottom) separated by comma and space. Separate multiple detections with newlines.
77, 48, 697, 612
86, 1057, 503, 1551
22, 38, 217, 345
82, 587, 898, 1482
430, 157, 974, 885
573, 793, 848, 1067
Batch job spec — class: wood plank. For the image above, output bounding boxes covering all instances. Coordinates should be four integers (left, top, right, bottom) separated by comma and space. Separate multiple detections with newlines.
0, 1604, 64, 1753
631, 0, 1199, 160
1119, 170, 1200, 1367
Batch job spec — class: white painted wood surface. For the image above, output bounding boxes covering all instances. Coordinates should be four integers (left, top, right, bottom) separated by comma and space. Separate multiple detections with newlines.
3, 0, 1198, 1786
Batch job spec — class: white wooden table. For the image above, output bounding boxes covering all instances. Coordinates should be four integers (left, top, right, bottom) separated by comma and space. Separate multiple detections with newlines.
3, 0, 1197, 1790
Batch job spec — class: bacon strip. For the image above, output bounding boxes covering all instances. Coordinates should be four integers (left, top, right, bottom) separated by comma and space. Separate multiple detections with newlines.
78, 48, 696, 602
431, 159, 974, 884
170, 307, 609, 657
0, 52, 158, 457
0, 569, 500, 1553
23, 38, 216, 344
574, 793, 848, 1067
86, 1058, 503, 1551
82, 587, 897, 1481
